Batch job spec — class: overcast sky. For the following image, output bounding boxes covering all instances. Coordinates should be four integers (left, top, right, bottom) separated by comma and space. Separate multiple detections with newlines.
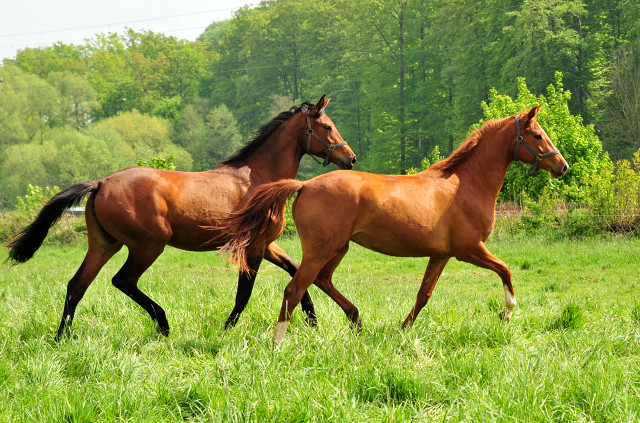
0, 0, 254, 63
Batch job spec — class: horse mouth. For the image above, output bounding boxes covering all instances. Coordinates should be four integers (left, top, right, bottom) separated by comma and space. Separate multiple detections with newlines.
340, 156, 357, 170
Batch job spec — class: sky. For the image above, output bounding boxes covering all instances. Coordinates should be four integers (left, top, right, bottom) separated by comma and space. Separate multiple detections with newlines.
0, 0, 254, 62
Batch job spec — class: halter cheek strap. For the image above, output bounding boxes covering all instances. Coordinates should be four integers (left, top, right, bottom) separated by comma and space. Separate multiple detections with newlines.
302, 106, 347, 167
514, 115, 560, 175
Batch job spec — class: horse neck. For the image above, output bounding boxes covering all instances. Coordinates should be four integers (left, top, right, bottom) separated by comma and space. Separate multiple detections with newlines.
246, 114, 305, 182
456, 122, 515, 201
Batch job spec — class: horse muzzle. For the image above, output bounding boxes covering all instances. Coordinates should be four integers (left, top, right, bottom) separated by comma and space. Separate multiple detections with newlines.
340, 155, 357, 170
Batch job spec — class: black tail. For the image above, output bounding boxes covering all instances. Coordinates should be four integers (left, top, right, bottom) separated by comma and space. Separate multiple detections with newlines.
5, 181, 100, 264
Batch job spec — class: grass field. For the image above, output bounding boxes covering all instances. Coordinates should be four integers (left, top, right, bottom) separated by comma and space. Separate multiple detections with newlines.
1, 234, 640, 422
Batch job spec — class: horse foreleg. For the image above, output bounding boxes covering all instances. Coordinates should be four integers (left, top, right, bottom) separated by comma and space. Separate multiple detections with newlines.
56, 242, 122, 340
264, 242, 317, 326
458, 243, 516, 321
111, 246, 170, 336
224, 252, 263, 329
401, 257, 449, 328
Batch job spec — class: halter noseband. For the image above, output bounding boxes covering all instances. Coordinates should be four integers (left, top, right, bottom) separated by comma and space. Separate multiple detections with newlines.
513, 115, 559, 175
301, 105, 347, 167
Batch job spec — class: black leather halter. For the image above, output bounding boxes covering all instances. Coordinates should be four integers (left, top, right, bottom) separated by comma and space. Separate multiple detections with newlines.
301, 106, 347, 167
513, 115, 560, 175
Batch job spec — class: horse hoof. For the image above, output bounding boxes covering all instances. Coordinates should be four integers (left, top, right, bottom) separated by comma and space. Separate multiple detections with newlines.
224, 316, 239, 330
499, 310, 512, 322
156, 325, 171, 337
305, 316, 318, 327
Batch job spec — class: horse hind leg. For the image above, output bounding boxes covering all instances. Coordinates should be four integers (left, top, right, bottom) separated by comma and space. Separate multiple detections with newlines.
274, 243, 355, 343
56, 198, 123, 340
111, 245, 170, 336
264, 242, 317, 326
311, 243, 361, 331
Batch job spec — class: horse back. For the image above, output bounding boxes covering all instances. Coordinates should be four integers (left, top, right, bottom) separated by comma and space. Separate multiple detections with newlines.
91, 166, 252, 251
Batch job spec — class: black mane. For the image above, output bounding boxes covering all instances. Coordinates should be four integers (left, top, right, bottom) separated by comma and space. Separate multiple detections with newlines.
220, 101, 316, 165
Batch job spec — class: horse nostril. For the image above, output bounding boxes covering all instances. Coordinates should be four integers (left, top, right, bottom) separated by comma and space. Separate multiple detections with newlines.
351, 157, 357, 165
562, 164, 568, 174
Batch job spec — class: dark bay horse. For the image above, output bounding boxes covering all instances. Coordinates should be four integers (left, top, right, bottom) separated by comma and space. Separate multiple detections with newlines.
6, 95, 356, 339
217, 105, 569, 343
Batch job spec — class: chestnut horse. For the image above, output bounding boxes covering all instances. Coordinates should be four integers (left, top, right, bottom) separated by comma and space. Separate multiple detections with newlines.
6, 95, 356, 339
217, 105, 569, 343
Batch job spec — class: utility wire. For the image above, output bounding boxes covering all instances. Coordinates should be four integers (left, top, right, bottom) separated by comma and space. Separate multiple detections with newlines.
0, 6, 252, 39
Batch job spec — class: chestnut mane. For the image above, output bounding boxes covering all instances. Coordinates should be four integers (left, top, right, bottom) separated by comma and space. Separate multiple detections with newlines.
431, 114, 518, 173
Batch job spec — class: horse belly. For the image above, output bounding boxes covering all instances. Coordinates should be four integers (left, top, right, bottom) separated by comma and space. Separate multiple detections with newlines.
350, 223, 451, 258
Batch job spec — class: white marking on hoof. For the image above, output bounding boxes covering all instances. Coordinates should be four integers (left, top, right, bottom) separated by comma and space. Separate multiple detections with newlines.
272, 321, 289, 344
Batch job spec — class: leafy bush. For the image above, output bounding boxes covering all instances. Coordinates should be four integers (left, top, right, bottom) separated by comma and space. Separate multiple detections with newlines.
15, 184, 60, 222
580, 151, 640, 233
0, 184, 85, 245
137, 154, 177, 170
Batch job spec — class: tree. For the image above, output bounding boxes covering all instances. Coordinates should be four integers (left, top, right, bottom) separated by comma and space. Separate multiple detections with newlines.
47, 72, 99, 129
0, 129, 135, 206
601, 42, 640, 160
176, 101, 241, 170
93, 109, 192, 170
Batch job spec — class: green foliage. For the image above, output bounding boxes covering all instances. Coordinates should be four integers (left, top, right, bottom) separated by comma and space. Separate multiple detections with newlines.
480, 73, 609, 200
15, 184, 60, 222
578, 150, 640, 233
0, 129, 135, 206
93, 109, 192, 171
137, 155, 177, 171
406, 145, 445, 174
1, 0, 639, 217
175, 102, 241, 170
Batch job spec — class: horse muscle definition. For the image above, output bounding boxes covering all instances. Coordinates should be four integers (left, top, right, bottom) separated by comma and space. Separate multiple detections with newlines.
6, 95, 357, 340
217, 105, 569, 343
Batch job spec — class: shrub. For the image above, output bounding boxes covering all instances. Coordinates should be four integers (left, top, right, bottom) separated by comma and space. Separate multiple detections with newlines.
137, 154, 177, 170
0, 184, 85, 245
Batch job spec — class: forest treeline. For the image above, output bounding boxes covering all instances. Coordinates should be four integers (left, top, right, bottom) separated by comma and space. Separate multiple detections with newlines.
0, 0, 639, 208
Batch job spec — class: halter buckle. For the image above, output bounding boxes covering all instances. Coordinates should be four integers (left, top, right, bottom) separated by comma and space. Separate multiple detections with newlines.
307, 128, 314, 135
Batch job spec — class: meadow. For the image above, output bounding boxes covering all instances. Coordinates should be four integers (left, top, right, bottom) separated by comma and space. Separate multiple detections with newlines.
0, 234, 639, 422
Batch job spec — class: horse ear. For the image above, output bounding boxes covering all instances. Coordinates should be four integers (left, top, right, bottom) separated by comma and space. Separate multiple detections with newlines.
526, 104, 541, 122
312, 95, 330, 113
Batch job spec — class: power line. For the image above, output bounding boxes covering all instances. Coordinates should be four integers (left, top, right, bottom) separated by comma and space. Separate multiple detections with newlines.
0, 6, 252, 39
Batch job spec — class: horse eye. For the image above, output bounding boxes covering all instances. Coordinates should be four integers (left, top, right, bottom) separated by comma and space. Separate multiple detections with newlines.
533, 134, 542, 140
324, 125, 332, 131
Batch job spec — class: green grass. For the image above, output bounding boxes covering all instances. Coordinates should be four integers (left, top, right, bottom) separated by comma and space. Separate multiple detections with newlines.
1, 235, 640, 421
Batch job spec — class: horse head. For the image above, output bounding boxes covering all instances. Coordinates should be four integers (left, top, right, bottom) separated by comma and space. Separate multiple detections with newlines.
302, 95, 357, 170
513, 105, 569, 178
